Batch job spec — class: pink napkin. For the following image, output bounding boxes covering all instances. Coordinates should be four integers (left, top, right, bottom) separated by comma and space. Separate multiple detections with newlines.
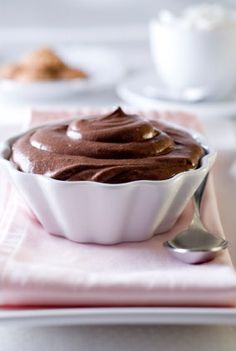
0, 109, 236, 307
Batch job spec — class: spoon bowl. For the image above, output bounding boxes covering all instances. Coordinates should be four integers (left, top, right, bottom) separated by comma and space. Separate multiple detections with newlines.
164, 228, 229, 264
163, 174, 229, 264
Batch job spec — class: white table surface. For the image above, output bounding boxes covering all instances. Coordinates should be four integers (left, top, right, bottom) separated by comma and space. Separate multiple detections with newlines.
1, 77, 236, 351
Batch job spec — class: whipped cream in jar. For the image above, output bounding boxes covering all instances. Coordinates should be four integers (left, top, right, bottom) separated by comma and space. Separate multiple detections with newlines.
150, 3, 236, 99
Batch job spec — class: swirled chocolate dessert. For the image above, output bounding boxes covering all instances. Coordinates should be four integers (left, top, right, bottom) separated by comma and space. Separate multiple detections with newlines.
11, 108, 205, 183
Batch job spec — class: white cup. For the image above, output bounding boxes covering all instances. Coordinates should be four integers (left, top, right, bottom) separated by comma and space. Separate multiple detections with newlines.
150, 19, 236, 98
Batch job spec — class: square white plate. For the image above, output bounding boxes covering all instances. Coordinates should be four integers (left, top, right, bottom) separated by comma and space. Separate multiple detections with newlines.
1, 306, 236, 327
0, 128, 236, 327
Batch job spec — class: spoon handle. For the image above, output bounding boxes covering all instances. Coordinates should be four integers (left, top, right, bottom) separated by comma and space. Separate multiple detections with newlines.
190, 173, 209, 227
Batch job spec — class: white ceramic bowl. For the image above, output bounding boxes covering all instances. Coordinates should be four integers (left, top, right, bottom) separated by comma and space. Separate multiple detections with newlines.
149, 19, 236, 98
0, 123, 216, 245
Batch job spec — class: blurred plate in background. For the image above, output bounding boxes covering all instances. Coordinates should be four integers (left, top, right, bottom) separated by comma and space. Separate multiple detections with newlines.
0, 46, 125, 102
117, 71, 236, 120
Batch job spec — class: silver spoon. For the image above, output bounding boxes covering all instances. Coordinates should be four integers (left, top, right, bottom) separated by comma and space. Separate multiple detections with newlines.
163, 174, 229, 264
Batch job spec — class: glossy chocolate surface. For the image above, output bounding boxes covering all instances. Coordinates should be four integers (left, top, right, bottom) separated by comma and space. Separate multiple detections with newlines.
11, 108, 205, 183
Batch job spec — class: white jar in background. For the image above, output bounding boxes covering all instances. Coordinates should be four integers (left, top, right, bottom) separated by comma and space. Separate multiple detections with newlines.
150, 4, 236, 98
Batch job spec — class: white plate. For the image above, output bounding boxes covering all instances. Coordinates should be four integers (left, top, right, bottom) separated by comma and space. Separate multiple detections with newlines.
0, 154, 236, 327
0, 46, 125, 101
0, 126, 236, 327
1, 307, 236, 327
117, 71, 236, 120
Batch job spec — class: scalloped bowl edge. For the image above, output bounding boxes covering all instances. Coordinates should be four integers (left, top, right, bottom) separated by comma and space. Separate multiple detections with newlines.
0, 126, 217, 244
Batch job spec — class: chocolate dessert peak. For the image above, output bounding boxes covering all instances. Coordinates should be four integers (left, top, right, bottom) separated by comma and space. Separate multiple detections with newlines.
11, 108, 205, 183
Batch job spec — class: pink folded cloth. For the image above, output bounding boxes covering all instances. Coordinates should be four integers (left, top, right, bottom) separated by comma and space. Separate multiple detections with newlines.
0, 109, 236, 307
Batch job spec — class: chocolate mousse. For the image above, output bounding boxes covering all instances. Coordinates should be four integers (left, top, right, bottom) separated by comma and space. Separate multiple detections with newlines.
11, 108, 205, 183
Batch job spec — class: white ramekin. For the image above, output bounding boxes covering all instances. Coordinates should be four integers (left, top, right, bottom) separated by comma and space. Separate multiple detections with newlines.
0, 123, 216, 245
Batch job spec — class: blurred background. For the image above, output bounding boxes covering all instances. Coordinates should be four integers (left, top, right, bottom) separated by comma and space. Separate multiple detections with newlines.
0, 0, 234, 46
0, 0, 236, 115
